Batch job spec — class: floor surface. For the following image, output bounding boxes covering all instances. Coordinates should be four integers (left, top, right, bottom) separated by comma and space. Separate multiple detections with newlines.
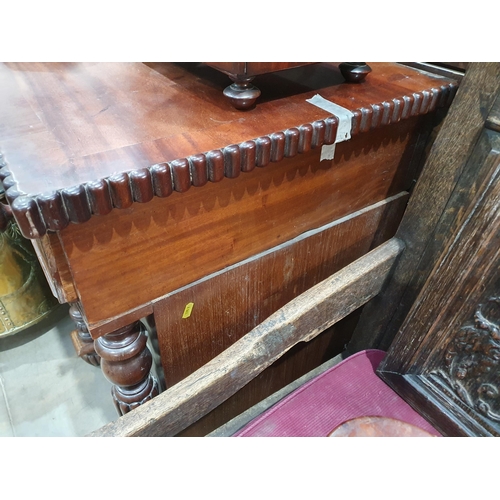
0, 303, 346, 437
0, 304, 117, 437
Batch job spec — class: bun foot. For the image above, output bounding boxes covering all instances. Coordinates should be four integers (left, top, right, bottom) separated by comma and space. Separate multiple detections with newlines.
339, 62, 372, 83
223, 77, 261, 110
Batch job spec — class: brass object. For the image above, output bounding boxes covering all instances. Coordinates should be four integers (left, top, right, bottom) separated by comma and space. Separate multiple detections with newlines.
0, 218, 58, 337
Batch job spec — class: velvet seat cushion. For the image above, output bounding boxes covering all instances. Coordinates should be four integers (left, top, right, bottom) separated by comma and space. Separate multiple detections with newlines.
234, 349, 440, 437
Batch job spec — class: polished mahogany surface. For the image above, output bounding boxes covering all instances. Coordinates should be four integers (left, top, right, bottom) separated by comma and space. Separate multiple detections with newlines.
0, 62, 456, 239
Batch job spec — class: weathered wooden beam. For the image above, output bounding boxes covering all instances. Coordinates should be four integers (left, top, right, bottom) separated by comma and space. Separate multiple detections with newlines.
89, 238, 404, 437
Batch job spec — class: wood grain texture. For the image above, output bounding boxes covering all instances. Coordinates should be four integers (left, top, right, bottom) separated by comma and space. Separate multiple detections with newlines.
384, 147, 500, 373
348, 63, 500, 353
30, 233, 77, 303
486, 93, 500, 133
374, 372, 488, 437
0, 62, 456, 238
153, 194, 408, 435
56, 117, 424, 332
378, 133, 500, 436
89, 238, 404, 437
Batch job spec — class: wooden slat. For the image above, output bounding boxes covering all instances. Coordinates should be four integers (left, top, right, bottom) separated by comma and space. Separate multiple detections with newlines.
89, 238, 404, 437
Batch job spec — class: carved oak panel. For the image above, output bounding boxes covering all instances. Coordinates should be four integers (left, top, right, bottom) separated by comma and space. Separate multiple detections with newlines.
378, 123, 500, 436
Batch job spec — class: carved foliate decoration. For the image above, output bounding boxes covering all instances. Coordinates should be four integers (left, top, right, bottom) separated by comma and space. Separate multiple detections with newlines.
434, 298, 500, 422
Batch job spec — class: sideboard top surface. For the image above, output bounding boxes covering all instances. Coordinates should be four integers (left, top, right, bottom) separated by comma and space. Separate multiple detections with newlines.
0, 62, 456, 238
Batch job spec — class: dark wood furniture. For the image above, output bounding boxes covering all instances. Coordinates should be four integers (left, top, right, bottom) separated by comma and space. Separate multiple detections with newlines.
89, 63, 500, 438
0, 62, 457, 435
376, 65, 500, 437
205, 62, 372, 109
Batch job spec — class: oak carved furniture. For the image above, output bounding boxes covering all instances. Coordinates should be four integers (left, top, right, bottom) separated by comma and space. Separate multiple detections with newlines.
374, 64, 500, 437
88, 63, 500, 437
0, 62, 459, 436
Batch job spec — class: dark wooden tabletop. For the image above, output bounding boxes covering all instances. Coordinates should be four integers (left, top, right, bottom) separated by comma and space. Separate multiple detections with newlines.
0, 62, 457, 238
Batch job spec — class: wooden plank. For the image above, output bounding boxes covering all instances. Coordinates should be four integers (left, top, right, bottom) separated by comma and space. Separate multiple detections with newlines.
348, 62, 500, 353
89, 238, 404, 437
384, 140, 500, 372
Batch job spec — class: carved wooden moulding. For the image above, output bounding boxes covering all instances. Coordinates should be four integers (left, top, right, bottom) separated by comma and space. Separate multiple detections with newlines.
431, 297, 500, 426
0, 83, 457, 240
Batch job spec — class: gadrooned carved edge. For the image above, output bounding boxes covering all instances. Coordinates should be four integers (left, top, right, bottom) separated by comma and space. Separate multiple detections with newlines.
0, 83, 458, 239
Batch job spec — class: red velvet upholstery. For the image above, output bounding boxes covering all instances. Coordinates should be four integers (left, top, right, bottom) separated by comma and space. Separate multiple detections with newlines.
234, 349, 440, 437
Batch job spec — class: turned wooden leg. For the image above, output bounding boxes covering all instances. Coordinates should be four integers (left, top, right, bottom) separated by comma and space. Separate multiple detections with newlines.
94, 320, 159, 415
69, 304, 100, 367
223, 76, 261, 110
339, 62, 372, 83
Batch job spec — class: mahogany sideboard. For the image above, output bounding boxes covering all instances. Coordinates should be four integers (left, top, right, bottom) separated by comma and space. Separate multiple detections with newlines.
0, 62, 458, 435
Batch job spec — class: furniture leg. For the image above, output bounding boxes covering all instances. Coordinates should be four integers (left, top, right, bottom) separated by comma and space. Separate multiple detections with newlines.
223, 76, 261, 110
69, 303, 100, 366
339, 63, 372, 83
94, 320, 159, 415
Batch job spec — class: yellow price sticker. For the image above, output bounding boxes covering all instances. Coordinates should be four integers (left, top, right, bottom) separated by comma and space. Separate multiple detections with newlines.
182, 302, 194, 319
